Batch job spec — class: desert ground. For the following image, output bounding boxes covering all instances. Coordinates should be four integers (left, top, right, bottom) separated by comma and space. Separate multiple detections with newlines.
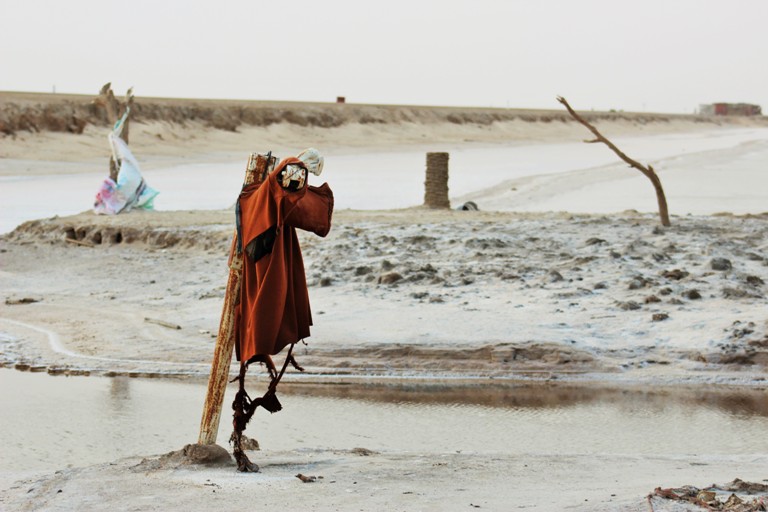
1, 93, 767, 511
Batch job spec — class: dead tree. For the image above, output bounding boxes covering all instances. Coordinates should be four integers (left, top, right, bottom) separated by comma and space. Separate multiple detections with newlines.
93, 83, 135, 182
557, 96, 671, 227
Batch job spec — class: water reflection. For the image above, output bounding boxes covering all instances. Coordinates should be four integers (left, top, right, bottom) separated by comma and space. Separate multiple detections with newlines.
276, 380, 768, 418
108, 377, 131, 409
2, 369, 767, 475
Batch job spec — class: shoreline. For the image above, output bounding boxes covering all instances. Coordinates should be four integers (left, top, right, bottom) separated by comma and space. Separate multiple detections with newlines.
3, 361, 768, 392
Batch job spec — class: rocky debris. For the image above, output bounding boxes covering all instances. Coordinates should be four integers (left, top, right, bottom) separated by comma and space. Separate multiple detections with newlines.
683, 289, 702, 300
5, 297, 40, 305
649, 479, 768, 511
5, 209, 768, 376
351, 447, 378, 456
662, 269, 689, 280
723, 287, 762, 299
378, 272, 404, 285
652, 313, 669, 322
628, 276, 651, 289
709, 321, 768, 366
617, 301, 642, 311
132, 444, 233, 471
711, 257, 733, 271
548, 270, 564, 282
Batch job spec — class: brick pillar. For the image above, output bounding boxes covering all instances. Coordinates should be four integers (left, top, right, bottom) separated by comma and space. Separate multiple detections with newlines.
424, 152, 450, 209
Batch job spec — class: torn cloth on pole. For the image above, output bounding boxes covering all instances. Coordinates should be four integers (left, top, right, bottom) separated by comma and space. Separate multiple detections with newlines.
230, 156, 333, 471
93, 110, 158, 214
235, 157, 333, 362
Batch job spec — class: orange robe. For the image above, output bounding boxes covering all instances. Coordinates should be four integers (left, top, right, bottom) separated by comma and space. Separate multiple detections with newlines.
235, 158, 333, 363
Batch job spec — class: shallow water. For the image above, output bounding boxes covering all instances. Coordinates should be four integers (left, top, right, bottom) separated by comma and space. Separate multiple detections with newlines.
2, 127, 768, 234
2, 369, 767, 474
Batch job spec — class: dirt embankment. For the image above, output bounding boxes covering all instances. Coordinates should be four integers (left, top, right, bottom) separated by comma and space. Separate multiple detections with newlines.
2, 91, 760, 137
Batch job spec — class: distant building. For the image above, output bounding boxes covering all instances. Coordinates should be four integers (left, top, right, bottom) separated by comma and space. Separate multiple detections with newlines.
699, 103, 762, 116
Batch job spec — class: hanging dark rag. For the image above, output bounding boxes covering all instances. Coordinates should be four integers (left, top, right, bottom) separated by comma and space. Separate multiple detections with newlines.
230, 158, 333, 472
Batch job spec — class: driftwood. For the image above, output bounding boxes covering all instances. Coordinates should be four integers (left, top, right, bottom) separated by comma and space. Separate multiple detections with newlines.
557, 96, 671, 227
144, 317, 182, 330
65, 238, 95, 248
93, 83, 135, 182
198, 152, 277, 447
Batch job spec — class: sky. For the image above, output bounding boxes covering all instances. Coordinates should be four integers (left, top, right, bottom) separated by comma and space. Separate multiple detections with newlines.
1, 0, 766, 114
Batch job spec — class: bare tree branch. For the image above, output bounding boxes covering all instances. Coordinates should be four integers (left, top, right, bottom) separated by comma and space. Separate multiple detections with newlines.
557, 96, 671, 227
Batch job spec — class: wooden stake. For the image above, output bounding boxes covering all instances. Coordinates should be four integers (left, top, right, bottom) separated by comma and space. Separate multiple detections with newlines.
198, 152, 276, 445
93, 82, 135, 182
197, 242, 243, 445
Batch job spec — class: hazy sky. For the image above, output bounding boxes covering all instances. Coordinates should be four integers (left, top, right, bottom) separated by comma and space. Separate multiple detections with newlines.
2, 0, 766, 113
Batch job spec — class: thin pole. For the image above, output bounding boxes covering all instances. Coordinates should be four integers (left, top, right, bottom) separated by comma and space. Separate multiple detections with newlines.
198, 152, 273, 445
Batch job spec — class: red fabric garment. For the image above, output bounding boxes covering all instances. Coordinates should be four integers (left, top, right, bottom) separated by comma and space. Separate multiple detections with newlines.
235, 158, 333, 362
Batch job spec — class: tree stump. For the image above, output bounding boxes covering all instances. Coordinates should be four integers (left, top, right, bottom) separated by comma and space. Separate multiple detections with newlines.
424, 152, 450, 209
93, 82, 134, 182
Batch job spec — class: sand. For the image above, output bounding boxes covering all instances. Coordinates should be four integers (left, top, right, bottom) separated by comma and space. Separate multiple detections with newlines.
1, 95, 767, 510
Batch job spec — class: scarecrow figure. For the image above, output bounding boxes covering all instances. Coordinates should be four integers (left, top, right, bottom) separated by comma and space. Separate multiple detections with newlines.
230, 148, 333, 472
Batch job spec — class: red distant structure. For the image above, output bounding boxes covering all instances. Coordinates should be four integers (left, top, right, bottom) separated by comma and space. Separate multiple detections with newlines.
700, 103, 762, 116
336, 96, 346, 104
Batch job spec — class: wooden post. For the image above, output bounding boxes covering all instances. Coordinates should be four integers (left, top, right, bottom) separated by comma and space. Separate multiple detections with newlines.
93, 83, 135, 182
424, 152, 450, 209
198, 152, 276, 445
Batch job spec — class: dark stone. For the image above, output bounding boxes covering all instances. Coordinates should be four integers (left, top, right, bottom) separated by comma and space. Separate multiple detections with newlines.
652, 313, 669, 322
617, 301, 642, 311
711, 258, 732, 271
548, 270, 564, 282
683, 289, 702, 300
662, 269, 688, 280
378, 272, 403, 285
